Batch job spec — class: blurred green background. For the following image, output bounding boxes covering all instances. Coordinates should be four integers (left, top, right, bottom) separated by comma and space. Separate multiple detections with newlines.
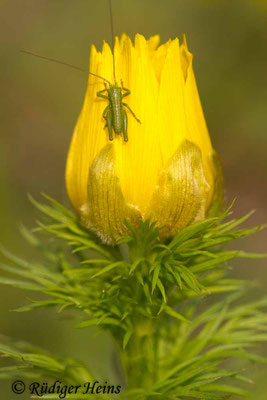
1, 0, 267, 398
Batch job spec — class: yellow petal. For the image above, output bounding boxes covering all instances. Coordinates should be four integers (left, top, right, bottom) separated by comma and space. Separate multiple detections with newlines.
146, 140, 209, 237
65, 43, 113, 212
147, 34, 160, 52
181, 36, 215, 207
82, 143, 141, 244
158, 38, 188, 166
113, 34, 162, 215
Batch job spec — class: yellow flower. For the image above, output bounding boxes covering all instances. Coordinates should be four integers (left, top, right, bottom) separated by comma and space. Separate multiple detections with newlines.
66, 34, 223, 244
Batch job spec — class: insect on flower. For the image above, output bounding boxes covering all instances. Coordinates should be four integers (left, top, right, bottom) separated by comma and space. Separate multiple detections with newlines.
20, 0, 140, 142
86, 59, 141, 142
95, 77, 141, 142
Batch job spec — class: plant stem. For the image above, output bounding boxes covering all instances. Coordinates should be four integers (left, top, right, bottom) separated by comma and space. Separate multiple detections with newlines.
120, 321, 159, 399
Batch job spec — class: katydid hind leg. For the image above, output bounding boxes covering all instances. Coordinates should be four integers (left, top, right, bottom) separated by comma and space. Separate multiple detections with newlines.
122, 109, 128, 142
105, 109, 114, 141
102, 105, 110, 129
102, 105, 109, 118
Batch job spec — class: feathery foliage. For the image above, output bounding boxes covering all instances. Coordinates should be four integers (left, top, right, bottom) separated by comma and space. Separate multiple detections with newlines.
0, 195, 267, 399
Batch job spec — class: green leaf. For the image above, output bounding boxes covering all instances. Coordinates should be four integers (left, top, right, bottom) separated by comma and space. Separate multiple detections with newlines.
123, 330, 133, 349
91, 261, 124, 278
164, 305, 189, 323
75, 317, 121, 328
199, 384, 251, 397
157, 279, 166, 302
152, 264, 160, 293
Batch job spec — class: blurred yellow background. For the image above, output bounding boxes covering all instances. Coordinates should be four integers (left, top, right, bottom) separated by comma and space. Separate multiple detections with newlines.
1, 0, 267, 398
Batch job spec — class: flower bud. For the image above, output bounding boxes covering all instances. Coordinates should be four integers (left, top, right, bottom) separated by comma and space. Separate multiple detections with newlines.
66, 34, 223, 244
